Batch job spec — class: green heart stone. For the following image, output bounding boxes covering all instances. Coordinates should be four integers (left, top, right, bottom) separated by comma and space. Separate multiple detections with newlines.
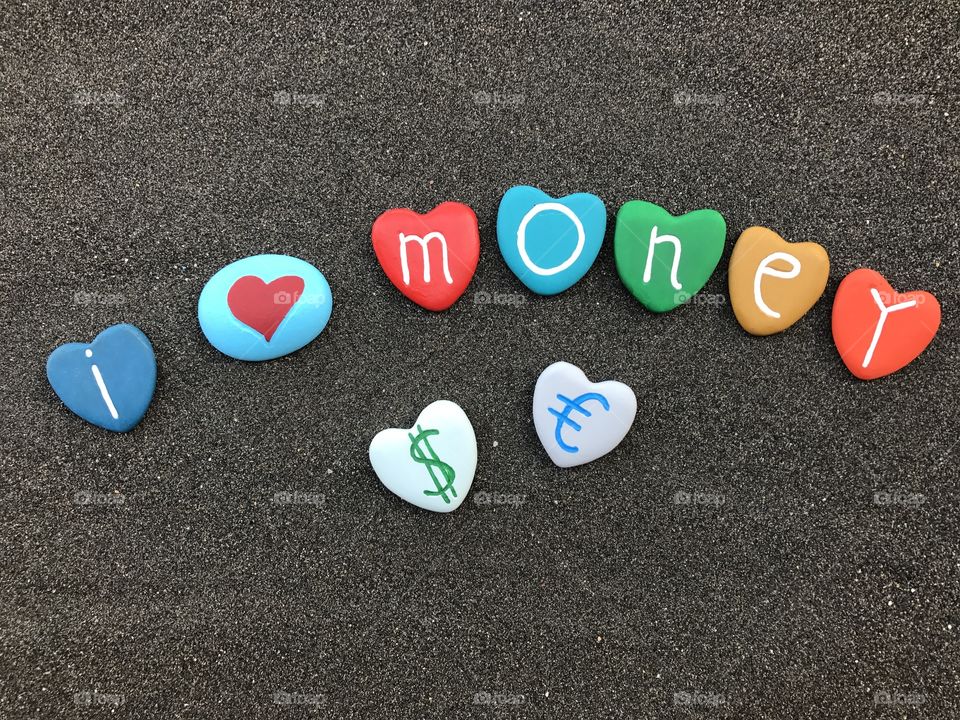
614, 201, 727, 312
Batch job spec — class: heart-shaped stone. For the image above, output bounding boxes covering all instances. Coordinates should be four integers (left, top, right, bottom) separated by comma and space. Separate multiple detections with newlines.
46, 323, 156, 432
369, 400, 477, 513
533, 362, 637, 468
728, 226, 830, 335
832, 268, 940, 380
497, 185, 607, 295
198, 254, 332, 361
614, 200, 726, 312
372, 201, 480, 311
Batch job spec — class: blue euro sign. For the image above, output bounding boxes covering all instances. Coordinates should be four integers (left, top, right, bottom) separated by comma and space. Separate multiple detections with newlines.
548, 392, 610, 454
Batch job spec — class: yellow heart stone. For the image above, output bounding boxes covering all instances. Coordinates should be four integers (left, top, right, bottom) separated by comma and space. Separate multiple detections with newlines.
728, 227, 830, 335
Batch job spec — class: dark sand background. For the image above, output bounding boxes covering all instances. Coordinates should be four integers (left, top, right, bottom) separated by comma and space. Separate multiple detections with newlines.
2, 2, 958, 718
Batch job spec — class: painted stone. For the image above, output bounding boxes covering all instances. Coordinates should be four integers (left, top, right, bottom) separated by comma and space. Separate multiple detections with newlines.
832, 268, 940, 380
198, 254, 332, 361
614, 200, 726, 312
46, 323, 156, 432
372, 201, 480, 311
533, 361, 637, 468
369, 400, 476, 513
497, 185, 607, 295
728, 226, 830, 335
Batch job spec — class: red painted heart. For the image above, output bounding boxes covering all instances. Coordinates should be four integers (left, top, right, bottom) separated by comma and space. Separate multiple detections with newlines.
832, 268, 940, 380
372, 201, 480, 311
227, 275, 305, 341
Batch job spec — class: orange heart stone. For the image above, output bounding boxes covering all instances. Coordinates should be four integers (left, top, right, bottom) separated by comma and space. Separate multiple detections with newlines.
728, 227, 830, 335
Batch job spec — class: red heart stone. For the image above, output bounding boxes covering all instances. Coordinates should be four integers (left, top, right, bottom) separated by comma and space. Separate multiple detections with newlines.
227, 275, 305, 341
832, 268, 940, 380
372, 202, 480, 311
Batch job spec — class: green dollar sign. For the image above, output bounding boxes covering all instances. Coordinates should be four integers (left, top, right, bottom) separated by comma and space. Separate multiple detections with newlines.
408, 425, 457, 504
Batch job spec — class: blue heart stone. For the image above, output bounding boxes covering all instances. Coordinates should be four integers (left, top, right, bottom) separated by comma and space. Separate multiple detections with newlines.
496, 185, 607, 295
46, 324, 156, 432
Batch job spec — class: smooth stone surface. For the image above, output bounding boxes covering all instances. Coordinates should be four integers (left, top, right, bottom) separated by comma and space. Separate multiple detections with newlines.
832, 268, 940, 380
198, 254, 332, 361
372, 201, 480, 311
46, 323, 156, 432
496, 185, 606, 296
614, 200, 726, 312
369, 400, 477, 513
728, 226, 830, 335
533, 361, 637, 468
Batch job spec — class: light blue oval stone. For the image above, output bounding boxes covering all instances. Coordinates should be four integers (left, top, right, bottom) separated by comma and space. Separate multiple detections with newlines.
198, 254, 332, 361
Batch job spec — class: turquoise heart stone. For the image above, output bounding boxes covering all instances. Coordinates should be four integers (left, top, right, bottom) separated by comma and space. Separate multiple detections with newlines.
496, 186, 606, 296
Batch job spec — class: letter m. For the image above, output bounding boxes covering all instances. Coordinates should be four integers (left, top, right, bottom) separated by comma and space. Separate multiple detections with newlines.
398, 232, 453, 285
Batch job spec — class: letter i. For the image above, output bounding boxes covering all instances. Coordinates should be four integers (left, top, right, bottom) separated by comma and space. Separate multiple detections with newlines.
85, 349, 120, 419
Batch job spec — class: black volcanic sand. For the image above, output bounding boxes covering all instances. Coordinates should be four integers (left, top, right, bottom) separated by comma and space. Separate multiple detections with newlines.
2, 3, 958, 719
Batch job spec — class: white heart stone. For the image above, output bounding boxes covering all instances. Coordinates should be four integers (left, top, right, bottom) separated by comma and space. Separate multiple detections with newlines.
533, 361, 637, 468
369, 400, 477, 513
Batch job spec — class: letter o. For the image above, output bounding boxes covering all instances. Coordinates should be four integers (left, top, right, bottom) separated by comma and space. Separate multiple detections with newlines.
517, 202, 585, 276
